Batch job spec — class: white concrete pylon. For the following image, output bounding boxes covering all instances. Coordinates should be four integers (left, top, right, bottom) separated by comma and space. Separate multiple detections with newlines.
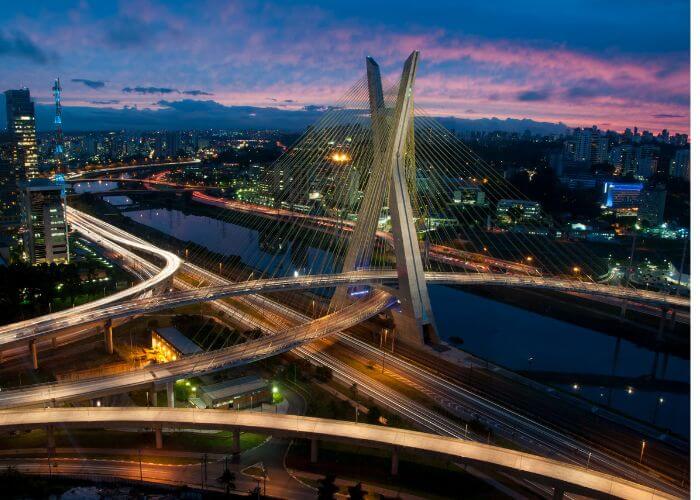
384, 51, 439, 346
335, 52, 438, 346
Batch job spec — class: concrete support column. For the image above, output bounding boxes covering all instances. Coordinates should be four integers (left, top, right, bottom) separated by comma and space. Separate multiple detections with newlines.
155, 426, 163, 449
29, 340, 38, 370
166, 381, 175, 408
232, 428, 241, 455
310, 438, 318, 463
657, 308, 667, 341
47, 425, 55, 452
52, 337, 57, 349
149, 384, 158, 407
390, 447, 399, 476
104, 320, 113, 355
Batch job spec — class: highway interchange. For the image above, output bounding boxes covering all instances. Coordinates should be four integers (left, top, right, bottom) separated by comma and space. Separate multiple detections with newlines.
0, 196, 689, 498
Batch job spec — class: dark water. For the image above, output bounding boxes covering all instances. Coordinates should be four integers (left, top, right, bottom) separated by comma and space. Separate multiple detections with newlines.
73, 180, 119, 194
104, 195, 134, 206
116, 202, 688, 437
430, 285, 689, 437
123, 208, 337, 278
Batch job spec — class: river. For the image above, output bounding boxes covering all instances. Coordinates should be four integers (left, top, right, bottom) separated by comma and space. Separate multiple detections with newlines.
118, 204, 689, 438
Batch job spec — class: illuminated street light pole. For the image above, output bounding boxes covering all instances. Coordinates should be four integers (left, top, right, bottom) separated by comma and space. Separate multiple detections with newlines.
640, 440, 646, 464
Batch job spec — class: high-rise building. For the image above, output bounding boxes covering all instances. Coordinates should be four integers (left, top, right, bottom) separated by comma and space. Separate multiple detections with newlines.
561, 126, 608, 176
670, 148, 690, 181
634, 145, 658, 179
20, 179, 69, 265
4, 88, 38, 180
637, 186, 667, 226
608, 144, 635, 176
154, 134, 165, 158
0, 131, 20, 216
165, 131, 180, 158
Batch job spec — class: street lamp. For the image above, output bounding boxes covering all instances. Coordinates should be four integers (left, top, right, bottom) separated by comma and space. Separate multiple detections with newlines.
640, 440, 646, 463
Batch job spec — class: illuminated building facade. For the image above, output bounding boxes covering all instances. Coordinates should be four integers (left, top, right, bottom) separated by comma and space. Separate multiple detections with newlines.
496, 199, 541, 224
602, 182, 643, 217
20, 179, 69, 265
151, 327, 202, 362
4, 89, 38, 180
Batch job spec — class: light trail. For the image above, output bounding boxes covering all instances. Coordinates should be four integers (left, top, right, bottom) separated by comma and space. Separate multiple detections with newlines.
0, 407, 678, 500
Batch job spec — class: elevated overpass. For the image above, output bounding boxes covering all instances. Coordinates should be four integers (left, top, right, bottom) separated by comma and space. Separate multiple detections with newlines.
0, 407, 678, 500
0, 269, 688, 352
0, 290, 395, 408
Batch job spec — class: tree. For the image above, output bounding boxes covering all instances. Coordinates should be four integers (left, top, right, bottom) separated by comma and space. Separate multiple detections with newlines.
317, 474, 340, 500
347, 482, 367, 500
217, 467, 236, 495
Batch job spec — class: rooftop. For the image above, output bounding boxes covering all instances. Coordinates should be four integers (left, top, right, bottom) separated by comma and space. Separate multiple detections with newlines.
153, 327, 202, 356
200, 375, 268, 400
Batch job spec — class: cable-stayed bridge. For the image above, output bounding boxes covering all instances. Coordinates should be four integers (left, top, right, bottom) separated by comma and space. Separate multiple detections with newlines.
0, 52, 690, 498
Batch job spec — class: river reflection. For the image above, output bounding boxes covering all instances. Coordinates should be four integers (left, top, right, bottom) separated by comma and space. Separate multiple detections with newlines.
123, 207, 338, 278
430, 285, 689, 437
115, 202, 688, 437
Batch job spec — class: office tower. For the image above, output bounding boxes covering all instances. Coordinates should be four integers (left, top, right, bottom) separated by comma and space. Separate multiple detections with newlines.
4, 88, 38, 180
0, 132, 20, 216
20, 179, 69, 265
670, 148, 690, 181
634, 145, 658, 179
608, 144, 635, 176
165, 131, 180, 157
154, 134, 165, 158
561, 126, 608, 176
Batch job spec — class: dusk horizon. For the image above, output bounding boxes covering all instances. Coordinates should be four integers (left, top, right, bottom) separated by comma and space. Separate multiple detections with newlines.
0, 0, 690, 134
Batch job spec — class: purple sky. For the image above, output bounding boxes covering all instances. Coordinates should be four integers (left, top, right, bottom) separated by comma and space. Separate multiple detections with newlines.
0, 0, 690, 133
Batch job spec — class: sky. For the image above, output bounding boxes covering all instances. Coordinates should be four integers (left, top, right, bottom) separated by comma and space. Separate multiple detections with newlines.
0, 0, 690, 133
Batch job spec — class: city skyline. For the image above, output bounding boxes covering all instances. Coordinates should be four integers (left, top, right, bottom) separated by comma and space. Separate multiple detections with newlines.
0, 0, 690, 134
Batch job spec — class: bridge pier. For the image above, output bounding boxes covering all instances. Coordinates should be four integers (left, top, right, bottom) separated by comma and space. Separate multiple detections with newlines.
149, 384, 158, 407
669, 309, 677, 331
104, 320, 113, 355
231, 428, 241, 455
46, 425, 55, 452
390, 447, 399, 476
651, 351, 659, 379
310, 438, 318, 463
155, 426, 163, 449
166, 381, 175, 408
29, 340, 38, 370
657, 307, 667, 341
52, 337, 57, 349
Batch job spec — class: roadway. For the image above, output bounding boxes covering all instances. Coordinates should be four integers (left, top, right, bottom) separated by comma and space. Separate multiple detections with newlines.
0, 208, 181, 348
0, 212, 686, 352
0, 407, 678, 500
21, 207, 688, 498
